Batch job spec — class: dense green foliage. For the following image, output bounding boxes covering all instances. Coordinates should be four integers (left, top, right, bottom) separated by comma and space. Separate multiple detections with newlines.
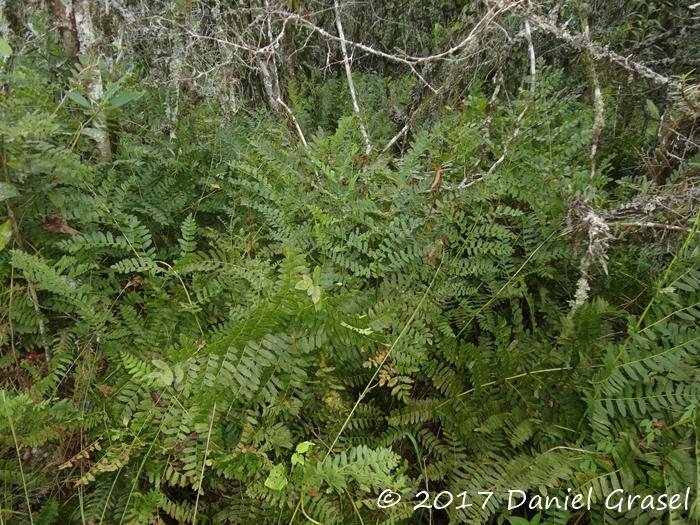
0, 3, 699, 524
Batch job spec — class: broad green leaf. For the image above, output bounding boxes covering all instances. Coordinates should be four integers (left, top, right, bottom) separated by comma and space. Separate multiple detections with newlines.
295, 274, 312, 291
264, 464, 288, 491
296, 441, 313, 454
0, 220, 12, 252
291, 443, 314, 466
310, 286, 321, 304
107, 90, 142, 110
102, 78, 125, 102
0, 37, 11, 58
67, 91, 93, 109
0, 182, 19, 202
645, 98, 660, 120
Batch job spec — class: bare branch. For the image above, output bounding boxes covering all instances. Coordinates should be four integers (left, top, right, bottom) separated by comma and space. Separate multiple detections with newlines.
524, 19, 536, 91
381, 124, 409, 154
567, 198, 612, 316
276, 96, 321, 183
268, 1, 521, 81
0, 0, 12, 40
611, 221, 692, 233
259, 0, 282, 114
275, 96, 308, 149
479, 12, 537, 182
334, 0, 372, 155
74, 0, 111, 157
526, 12, 679, 88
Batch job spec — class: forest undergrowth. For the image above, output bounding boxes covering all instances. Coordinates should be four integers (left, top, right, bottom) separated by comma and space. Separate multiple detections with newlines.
0, 2, 699, 524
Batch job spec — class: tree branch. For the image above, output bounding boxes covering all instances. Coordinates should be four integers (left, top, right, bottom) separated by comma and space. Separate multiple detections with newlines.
333, 0, 372, 155
526, 12, 679, 89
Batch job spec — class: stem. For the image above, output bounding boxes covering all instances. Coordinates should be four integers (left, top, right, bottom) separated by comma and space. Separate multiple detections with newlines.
193, 402, 216, 525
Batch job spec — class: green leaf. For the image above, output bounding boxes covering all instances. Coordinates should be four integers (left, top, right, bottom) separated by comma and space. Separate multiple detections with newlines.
296, 441, 313, 454
339, 321, 373, 336
264, 464, 288, 491
173, 364, 185, 386
292, 442, 314, 466
102, 78, 125, 102
645, 99, 660, 120
67, 91, 93, 109
0, 220, 13, 252
295, 274, 312, 291
291, 452, 304, 466
107, 90, 142, 110
0, 182, 19, 202
151, 359, 173, 387
310, 286, 321, 305
0, 37, 11, 58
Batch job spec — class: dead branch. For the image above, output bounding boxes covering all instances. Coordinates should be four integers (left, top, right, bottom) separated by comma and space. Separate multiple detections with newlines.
276, 96, 308, 149
525, 12, 680, 89
480, 11, 537, 181
267, 0, 521, 84
611, 221, 692, 233
333, 0, 372, 155
381, 124, 409, 154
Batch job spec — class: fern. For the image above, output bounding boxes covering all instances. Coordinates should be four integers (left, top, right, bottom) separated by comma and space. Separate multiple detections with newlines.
2, 32, 698, 524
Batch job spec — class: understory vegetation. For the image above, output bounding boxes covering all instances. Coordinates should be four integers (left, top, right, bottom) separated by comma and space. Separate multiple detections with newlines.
0, 1, 698, 524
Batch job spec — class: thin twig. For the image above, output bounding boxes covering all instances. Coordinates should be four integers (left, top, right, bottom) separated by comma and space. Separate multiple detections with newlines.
275, 96, 321, 183
324, 255, 444, 459
436, 365, 585, 410
381, 124, 409, 154
2, 391, 35, 525
478, 12, 537, 182
265, 1, 520, 90
193, 401, 216, 525
276, 96, 308, 149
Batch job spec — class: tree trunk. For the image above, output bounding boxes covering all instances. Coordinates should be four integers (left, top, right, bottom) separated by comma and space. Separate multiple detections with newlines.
74, 0, 111, 157
50, 0, 79, 56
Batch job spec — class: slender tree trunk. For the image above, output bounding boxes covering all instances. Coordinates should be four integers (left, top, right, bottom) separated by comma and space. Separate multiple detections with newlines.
165, 28, 186, 140
73, 0, 111, 158
0, 0, 12, 40
50, 0, 79, 56
259, 0, 282, 115
51, 0, 111, 157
